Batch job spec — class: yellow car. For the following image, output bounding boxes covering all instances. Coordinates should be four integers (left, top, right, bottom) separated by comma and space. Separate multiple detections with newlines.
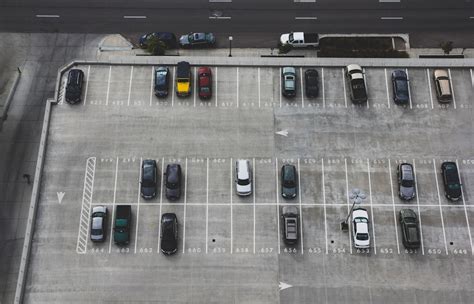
176, 61, 191, 97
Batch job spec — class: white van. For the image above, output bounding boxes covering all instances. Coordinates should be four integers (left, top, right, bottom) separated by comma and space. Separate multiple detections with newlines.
235, 159, 252, 196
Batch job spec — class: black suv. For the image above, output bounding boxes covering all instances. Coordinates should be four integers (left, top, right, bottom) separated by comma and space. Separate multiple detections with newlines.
304, 69, 319, 98
141, 159, 158, 199
399, 209, 421, 249
441, 162, 462, 201
281, 164, 297, 199
165, 164, 182, 201
160, 213, 178, 255
65, 69, 84, 104
281, 206, 299, 245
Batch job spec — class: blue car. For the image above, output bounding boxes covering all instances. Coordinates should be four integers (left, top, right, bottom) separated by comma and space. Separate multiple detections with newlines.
179, 32, 216, 48
391, 70, 409, 105
139, 32, 177, 49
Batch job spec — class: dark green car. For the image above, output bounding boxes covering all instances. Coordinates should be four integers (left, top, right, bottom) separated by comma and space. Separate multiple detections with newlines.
281, 164, 297, 199
399, 209, 421, 249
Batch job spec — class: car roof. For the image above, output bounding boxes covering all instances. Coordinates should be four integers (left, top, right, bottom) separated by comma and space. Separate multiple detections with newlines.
434, 69, 449, 78
356, 222, 368, 233
237, 160, 250, 179
282, 165, 296, 179
400, 164, 414, 178
166, 164, 181, 182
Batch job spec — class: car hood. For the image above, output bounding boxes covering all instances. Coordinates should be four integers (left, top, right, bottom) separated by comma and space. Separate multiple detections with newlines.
161, 239, 177, 253
179, 35, 190, 45
400, 186, 415, 199
280, 34, 290, 45
91, 233, 104, 241
282, 186, 297, 198
236, 183, 251, 195
447, 187, 462, 199
141, 186, 155, 198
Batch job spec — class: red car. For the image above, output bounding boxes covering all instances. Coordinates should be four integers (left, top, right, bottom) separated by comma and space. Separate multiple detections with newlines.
198, 67, 212, 99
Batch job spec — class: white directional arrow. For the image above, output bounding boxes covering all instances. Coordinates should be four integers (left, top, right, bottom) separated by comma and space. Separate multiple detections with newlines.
279, 281, 293, 291
276, 130, 289, 137
57, 192, 65, 204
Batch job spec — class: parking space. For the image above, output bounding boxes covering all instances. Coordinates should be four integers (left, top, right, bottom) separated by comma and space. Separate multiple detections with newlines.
450, 68, 474, 110
217, 66, 237, 108
85, 65, 109, 105
323, 67, 346, 109
365, 68, 390, 110
129, 66, 152, 107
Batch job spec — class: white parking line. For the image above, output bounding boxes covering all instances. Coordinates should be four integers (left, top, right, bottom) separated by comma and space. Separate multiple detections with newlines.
157, 157, 164, 253
297, 159, 304, 254
127, 66, 133, 106
342, 68, 347, 108
82, 65, 90, 106
456, 160, 474, 255
275, 158, 281, 253
426, 68, 434, 109
322, 158, 328, 254
344, 158, 352, 253
172, 66, 176, 107
387, 159, 400, 254
279, 68, 282, 108
230, 158, 233, 254
236, 67, 239, 108
76, 157, 96, 254
384, 68, 390, 108
363, 68, 369, 109
432, 159, 448, 255
258, 68, 261, 108
149, 66, 154, 106
447, 69, 457, 109
367, 159, 377, 255
215, 67, 218, 107
470, 68, 474, 87
206, 158, 210, 254
405, 68, 413, 109
134, 158, 142, 253
108, 157, 119, 253
412, 159, 425, 255
182, 158, 188, 254
193, 67, 197, 107
253, 158, 256, 254
105, 66, 112, 106
322, 67, 326, 108
300, 68, 304, 108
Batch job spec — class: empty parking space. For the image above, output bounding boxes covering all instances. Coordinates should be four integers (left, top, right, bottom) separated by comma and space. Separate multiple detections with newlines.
299, 158, 324, 206
413, 159, 439, 206
208, 158, 230, 205
208, 205, 231, 254
217, 67, 237, 108
85, 65, 109, 105
135, 203, 160, 254
419, 207, 447, 255
108, 66, 132, 106
259, 67, 278, 108
238, 67, 259, 108
365, 68, 390, 109
407, 68, 432, 110
301, 205, 326, 255
369, 158, 394, 206
183, 205, 206, 254
372, 207, 399, 256
129, 66, 152, 107
450, 68, 473, 110
323, 67, 346, 108
185, 158, 206, 205
232, 204, 254, 254
441, 207, 472, 256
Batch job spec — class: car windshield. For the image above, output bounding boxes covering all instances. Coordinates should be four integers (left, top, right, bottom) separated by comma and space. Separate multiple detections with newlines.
396, 80, 408, 93
200, 87, 210, 93
285, 79, 295, 89
237, 178, 250, 186
177, 78, 188, 83
167, 182, 178, 189
357, 233, 369, 240
407, 227, 419, 242
162, 222, 175, 240
401, 180, 413, 187
354, 217, 368, 223
91, 228, 102, 235
142, 166, 155, 186
448, 183, 460, 190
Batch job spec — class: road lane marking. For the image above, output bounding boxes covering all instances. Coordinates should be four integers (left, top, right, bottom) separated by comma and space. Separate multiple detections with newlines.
275, 158, 281, 254
322, 67, 326, 108
36, 15, 60, 18
448, 69, 456, 109
387, 159, 400, 254
105, 66, 112, 106
426, 68, 434, 109
157, 157, 164, 253
342, 68, 347, 107
300, 67, 304, 108
206, 158, 209, 253
134, 158, 142, 253
432, 159, 448, 255
322, 158, 328, 254
384, 68, 390, 108
456, 160, 473, 255
230, 158, 233, 254
209, 16, 232, 20
295, 17, 318, 20
406, 68, 413, 109
108, 157, 119, 253
253, 158, 256, 254
209, 0, 232, 2
380, 17, 403, 20
344, 158, 352, 254
412, 159, 425, 255
127, 66, 133, 106
83, 65, 91, 106
297, 158, 304, 254
367, 159, 377, 255
76, 157, 96, 254
123, 15, 147, 19
258, 67, 261, 108
182, 158, 188, 253
379, 0, 400, 2
149, 66, 154, 106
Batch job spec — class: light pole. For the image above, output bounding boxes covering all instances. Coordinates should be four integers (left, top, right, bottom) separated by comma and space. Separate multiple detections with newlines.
341, 188, 366, 231
228, 36, 233, 57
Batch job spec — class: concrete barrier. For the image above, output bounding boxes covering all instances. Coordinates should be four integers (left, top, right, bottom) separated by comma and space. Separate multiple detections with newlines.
0, 68, 22, 131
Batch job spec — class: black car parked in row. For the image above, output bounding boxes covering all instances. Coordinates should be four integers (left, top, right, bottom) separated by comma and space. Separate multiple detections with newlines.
160, 213, 178, 255
154, 67, 170, 97
391, 70, 409, 105
397, 163, 416, 200
281, 164, 297, 199
304, 69, 319, 98
141, 159, 158, 199
441, 162, 462, 201
65, 69, 84, 104
399, 209, 421, 249
165, 164, 182, 200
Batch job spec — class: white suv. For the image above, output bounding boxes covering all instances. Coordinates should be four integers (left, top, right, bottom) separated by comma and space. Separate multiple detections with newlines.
352, 208, 370, 249
235, 159, 252, 196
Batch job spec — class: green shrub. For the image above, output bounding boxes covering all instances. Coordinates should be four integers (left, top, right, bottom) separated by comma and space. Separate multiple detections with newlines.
146, 36, 167, 56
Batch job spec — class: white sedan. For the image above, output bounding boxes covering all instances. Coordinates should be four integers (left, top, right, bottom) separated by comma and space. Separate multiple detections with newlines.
352, 208, 370, 249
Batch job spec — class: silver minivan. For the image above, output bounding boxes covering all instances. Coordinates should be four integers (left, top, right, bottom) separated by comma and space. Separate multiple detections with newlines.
433, 69, 452, 103
235, 159, 252, 196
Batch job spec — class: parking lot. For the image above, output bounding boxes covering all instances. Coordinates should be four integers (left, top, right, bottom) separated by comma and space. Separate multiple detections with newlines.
25, 63, 474, 303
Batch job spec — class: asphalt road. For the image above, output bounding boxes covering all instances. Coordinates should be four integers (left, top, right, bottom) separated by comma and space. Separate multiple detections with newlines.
0, 0, 473, 47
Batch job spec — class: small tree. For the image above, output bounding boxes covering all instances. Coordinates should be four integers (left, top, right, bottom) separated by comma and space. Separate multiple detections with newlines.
440, 41, 453, 55
146, 36, 167, 56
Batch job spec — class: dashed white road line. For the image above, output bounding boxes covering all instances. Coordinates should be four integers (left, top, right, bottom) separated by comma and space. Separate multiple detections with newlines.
300, 68, 305, 108
447, 69, 457, 109
182, 158, 188, 254
36, 14, 60, 18
456, 160, 473, 255
149, 66, 154, 106
253, 158, 256, 254
123, 15, 147, 19
322, 158, 328, 254
295, 16, 318, 20
230, 158, 233, 254
412, 159, 425, 255
432, 159, 449, 255
209, 16, 232, 20
82, 65, 90, 106
105, 66, 112, 106
342, 68, 347, 108
172, 66, 176, 107
108, 157, 119, 253
380, 16, 403, 20
384, 68, 390, 108
297, 158, 304, 254
157, 157, 164, 253
127, 66, 133, 106
344, 158, 352, 253
236, 67, 239, 108
258, 67, 261, 108
193, 67, 197, 107
426, 68, 434, 109
134, 158, 142, 253
405, 68, 413, 109
387, 159, 400, 254
206, 158, 209, 253
367, 159, 377, 255
275, 158, 281, 254
322, 67, 326, 108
